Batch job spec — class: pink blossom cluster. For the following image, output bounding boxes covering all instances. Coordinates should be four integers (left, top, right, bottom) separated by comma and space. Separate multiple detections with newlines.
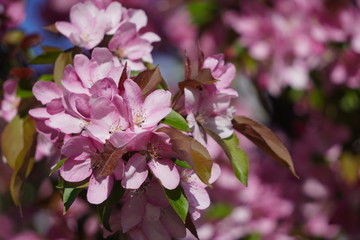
29, 41, 239, 236
223, 0, 360, 94
184, 54, 238, 145
55, 0, 160, 70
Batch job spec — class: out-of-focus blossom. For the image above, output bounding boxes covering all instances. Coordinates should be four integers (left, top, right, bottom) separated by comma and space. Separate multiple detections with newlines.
330, 49, 360, 88
0, 79, 20, 122
0, 0, 25, 35
109, 22, 160, 70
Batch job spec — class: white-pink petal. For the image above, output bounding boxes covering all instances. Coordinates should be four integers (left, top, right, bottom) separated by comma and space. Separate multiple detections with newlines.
60, 158, 92, 182
87, 174, 114, 204
32, 81, 63, 105
47, 112, 85, 134
142, 90, 172, 129
122, 154, 148, 189
148, 158, 180, 190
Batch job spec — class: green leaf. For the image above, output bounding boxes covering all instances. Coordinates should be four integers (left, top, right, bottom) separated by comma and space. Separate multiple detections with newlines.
53, 52, 73, 86
30, 50, 62, 64
63, 188, 82, 214
242, 233, 262, 240
207, 130, 248, 186
205, 203, 232, 220
187, 1, 218, 26
49, 158, 68, 176
162, 110, 190, 132
3, 116, 38, 206
2, 116, 24, 170
172, 158, 192, 169
98, 181, 125, 231
56, 178, 89, 189
3, 30, 25, 45
38, 74, 53, 82
16, 87, 33, 98
340, 152, 360, 186
164, 186, 189, 223
130, 70, 140, 77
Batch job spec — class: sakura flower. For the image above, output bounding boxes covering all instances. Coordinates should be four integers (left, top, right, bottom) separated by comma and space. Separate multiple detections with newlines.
55, 1, 108, 49
0, 79, 20, 122
65, 47, 123, 92
109, 22, 160, 71
123, 78, 171, 132
202, 54, 238, 97
180, 163, 221, 220
185, 87, 235, 145
60, 136, 125, 204
120, 180, 186, 239
84, 94, 129, 143
110, 131, 180, 190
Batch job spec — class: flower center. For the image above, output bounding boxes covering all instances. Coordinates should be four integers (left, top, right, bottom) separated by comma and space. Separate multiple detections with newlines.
134, 111, 146, 127
195, 112, 207, 125
147, 143, 159, 159
115, 48, 126, 58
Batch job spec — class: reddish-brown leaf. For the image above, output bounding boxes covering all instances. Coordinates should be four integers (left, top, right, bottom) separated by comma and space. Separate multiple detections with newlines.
232, 116, 299, 178
185, 214, 199, 239
178, 68, 217, 91
184, 51, 191, 81
10, 67, 33, 79
118, 62, 128, 92
157, 127, 213, 184
20, 34, 42, 49
98, 148, 127, 178
133, 66, 164, 98
43, 24, 58, 33
197, 49, 205, 72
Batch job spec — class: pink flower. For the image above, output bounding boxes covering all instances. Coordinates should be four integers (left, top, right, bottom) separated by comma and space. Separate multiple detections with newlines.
0, 79, 20, 122
202, 54, 237, 96
122, 78, 171, 132
120, 180, 186, 239
30, 48, 125, 136
185, 87, 235, 145
110, 131, 180, 190
180, 163, 221, 220
3, 0, 26, 29
64, 47, 123, 92
55, 1, 108, 49
60, 136, 124, 204
109, 22, 160, 71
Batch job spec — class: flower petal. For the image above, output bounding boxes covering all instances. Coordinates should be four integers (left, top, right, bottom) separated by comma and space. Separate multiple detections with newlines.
87, 174, 114, 204
121, 191, 146, 232
122, 154, 148, 189
32, 81, 63, 105
47, 112, 86, 134
142, 90, 172, 129
148, 158, 180, 190
60, 158, 92, 182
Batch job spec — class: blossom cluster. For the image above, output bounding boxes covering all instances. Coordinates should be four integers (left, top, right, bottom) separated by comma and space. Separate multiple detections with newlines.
20, 1, 253, 237
55, 0, 160, 70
